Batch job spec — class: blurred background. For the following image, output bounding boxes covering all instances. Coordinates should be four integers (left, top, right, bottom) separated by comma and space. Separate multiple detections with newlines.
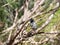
0, 0, 60, 45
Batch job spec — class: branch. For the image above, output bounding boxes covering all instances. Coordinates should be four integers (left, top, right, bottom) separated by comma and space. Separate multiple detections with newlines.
2, 0, 16, 7
14, 8, 18, 23
13, 5, 60, 45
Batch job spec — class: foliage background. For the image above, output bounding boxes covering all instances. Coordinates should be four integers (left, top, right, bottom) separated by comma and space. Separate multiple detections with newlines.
0, 0, 60, 45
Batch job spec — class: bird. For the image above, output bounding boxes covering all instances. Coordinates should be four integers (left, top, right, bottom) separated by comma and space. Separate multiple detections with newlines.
26, 18, 37, 36
30, 18, 37, 30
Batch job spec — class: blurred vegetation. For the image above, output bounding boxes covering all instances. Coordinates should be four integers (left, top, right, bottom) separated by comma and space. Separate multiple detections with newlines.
0, 0, 60, 45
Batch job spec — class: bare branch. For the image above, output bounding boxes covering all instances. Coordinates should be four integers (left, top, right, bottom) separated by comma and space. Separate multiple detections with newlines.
2, 0, 16, 7
14, 8, 18, 23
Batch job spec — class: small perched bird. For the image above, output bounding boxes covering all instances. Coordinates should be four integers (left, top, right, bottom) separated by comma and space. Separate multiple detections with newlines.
30, 18, 37, 30
26, 18, 37, 36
